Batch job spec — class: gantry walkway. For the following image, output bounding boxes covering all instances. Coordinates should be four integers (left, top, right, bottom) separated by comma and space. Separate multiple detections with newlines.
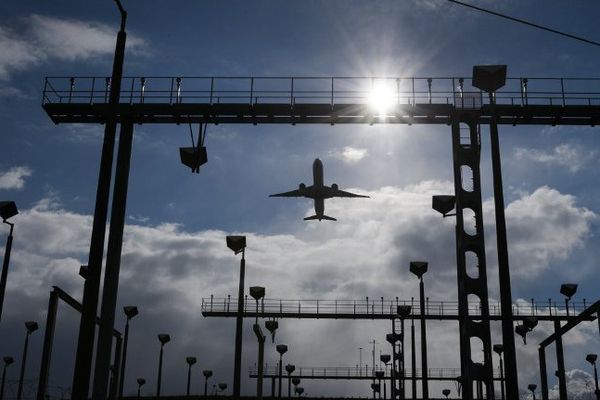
201, 297, 596, 322
248, 366, 503, 381
42, 76, 600, 125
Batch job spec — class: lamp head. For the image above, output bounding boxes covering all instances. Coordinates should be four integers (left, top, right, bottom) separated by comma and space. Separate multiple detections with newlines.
285, 364, 295, 374
218, 383, 227, 391
3, 356, 14, 366
158, 334, 171, 344
386, 332, 403, 344
560, 283, 578, 299
137, 378, 146, 386
186, 356, 197, 366
292, 377, 301, 386
371, 383, 380, 392
515, 324, 528, 344
442, 389, 451, 398
276, 344, 288, 355
0, 201, 18, 222
493, 344, 504, 355
124, 305, 139, 319
265, 320, 278, 342
380, 354, 391, 364
375, 371, 385, 379
432, 195, 455, 217
397, 305, 412, 318
295, 387, 304, 395
203, 370, 213, 378
409, 261, 428, 279
25, 321, 38, 333
586, 354, 598, 365
472, 65, 507, 93
523, 316, 538, 330
179, 146, 208, 172
250, 286, 265, 301
528, 384, 537, 392
226, 235, 246, 254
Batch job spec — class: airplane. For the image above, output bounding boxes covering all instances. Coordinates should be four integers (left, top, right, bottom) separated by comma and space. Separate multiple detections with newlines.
269, 158, 369, 221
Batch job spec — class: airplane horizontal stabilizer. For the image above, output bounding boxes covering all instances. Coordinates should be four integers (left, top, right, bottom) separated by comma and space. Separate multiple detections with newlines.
304, 215, 337, 221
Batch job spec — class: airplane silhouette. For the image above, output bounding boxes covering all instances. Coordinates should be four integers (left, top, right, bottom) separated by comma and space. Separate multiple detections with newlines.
270, 158, 369, 221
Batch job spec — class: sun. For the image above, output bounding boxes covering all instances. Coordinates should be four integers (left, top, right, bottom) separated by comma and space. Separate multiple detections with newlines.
367, 80, 396, 117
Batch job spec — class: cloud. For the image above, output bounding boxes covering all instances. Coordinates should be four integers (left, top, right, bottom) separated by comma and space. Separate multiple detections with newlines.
514, 144, 597, 172
502, 186, 597, 278
329, 146, 369, 163
0, 182, 596, 397
0, 166, 32, 190
0, 14, 146, 81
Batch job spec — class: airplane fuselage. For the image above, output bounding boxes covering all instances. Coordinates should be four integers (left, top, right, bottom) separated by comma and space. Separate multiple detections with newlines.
312, 159, 326, 218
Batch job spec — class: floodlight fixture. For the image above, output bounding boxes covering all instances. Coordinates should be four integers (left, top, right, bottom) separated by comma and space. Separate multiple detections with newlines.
179, 146, 208, 173
472, 65, 507, 93
493, 344, 504, 355
528, 383, 537, 399
124, 306, 139, 319
3, 357, 13, 366
409, 261, 428, 279
380, 354, 391, 364
265, 320, 279, 343
186, 356, 197, 366
523, 317, 538, 330
203, 370, 213, 378
375, 371, 385, 379
295, 387, 304, 395
285, 364, 295, 374
218, 383, 227, 391
371, 383, 380, 393
442, 389, 451, 398
397, 305, 412, 318
0, 202, 18, 222
137, 378, 146, 386
432, 195, 456, 217
250, 286, 265, 301
515, 324, 528, 344
587, 354, 598, 365
276, 344, 288, 355
158, 334, 170, 345
226, 236, 246, 255
386, 333, 403, 344
292, 378, 301, 386
560, 283, 578, 300
25, 321, 38, 333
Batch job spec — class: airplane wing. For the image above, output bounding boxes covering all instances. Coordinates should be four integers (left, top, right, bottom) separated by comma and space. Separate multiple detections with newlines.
269, 186, 313, 197
333, 189, 370, 198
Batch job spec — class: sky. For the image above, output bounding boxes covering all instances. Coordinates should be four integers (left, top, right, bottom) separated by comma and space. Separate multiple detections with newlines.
1, 0, 600, 398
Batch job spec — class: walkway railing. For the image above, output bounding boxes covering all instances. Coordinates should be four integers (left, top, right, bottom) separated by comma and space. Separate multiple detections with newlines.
43, 76, 600, 108
248, 366, 502, 379
201, 297, 591, 318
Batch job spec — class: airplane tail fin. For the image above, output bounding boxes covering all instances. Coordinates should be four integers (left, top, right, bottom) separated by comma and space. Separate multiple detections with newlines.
304, 215, 337, 221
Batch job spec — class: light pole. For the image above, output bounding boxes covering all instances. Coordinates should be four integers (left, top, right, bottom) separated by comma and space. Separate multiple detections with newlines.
493, 344, 505, 400
285, 364, 295, 399
380, 354, 391, 400
359, 347, 363, 375
17, 321, 38, 400
250, 286, 266, 400
555, 283, 577, 400
186, 357, 197, 396
156, 334, 170, 398
136, 378, 145, 398
410, 261, 429, 400
0, 201, 17, 324
528, 383, 537, 400
292, 378, 300, 397
586, 354, 599, 400
276, 344, 288, 400
0, 357, 14, 400
202, 370, 213, 397
226, 235, 246, 398
375, 371, 384, 400
118, 305, 138, 399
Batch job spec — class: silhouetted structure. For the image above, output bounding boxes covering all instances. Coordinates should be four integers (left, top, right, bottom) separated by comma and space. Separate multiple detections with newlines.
0, 357, 14, 400
0, 201, 17, 324
226, 235, 246, 398
156, 334, 171, 397
186, 357, 197, 396
119, 306, 139, 399
17, 321, 38, 400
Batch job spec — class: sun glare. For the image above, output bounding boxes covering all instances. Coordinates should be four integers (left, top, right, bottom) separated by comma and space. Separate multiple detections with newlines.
368, 81, 396, 117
